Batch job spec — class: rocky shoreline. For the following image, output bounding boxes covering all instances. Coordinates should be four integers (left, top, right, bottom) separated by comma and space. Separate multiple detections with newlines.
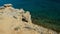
0, 4, 60, 34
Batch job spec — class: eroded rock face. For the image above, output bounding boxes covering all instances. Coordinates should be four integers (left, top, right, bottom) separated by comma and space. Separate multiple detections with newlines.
0, 4, 59, 34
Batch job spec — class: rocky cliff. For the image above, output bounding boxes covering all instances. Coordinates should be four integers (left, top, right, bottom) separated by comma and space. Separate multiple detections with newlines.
0, 4, 60, 34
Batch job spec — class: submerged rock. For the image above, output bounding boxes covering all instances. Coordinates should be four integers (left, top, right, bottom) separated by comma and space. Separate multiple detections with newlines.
0, 4, 59, 34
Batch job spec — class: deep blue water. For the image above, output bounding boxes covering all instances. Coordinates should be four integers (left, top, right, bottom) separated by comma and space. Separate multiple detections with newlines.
0, 0, 60, 19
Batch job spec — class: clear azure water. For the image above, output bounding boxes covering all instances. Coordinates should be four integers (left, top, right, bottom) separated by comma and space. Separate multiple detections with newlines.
0, 0, 60, 19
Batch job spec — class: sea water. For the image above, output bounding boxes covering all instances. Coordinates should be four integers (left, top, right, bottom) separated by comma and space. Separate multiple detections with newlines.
0, 0, 60, 24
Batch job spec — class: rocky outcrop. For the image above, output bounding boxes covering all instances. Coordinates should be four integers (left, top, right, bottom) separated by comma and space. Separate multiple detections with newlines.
0, 4, 60, 34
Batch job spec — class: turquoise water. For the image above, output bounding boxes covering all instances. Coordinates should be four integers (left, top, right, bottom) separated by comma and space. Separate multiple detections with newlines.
0, 0, 60, 32
0, 0, 60, 19
0, 0, 60, 22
